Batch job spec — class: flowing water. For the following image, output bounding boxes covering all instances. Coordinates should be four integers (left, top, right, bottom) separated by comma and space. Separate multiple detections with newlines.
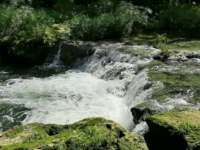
0, 43, 159, 132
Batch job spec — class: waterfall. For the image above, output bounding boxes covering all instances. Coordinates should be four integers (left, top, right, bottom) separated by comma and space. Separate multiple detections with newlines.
47, 43, 63, 68
0, 44, 159, 132
125, 70, 153, 108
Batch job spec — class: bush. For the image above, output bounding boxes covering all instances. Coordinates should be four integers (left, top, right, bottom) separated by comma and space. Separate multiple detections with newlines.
0, 5, 61, 65
0, 5, 55, 40
70, 1, 150, 40
156, 2, 200, 35
76, 0, 117, 17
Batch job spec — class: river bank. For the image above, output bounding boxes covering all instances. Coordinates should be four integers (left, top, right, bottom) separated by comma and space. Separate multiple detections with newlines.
1, 35, 200, 149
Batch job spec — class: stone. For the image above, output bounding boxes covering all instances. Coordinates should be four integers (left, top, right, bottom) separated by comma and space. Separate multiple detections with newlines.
145, 111, 200, 150
46, 41, 95, 66
0, 117, 148, 150
131, 101, 165, 124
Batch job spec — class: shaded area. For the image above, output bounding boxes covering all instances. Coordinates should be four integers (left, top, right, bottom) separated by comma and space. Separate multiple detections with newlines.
145, 111, 200, 150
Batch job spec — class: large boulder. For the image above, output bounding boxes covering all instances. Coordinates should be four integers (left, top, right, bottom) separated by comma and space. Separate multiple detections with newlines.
145, 111, 200, 150
0, 117, 148, 150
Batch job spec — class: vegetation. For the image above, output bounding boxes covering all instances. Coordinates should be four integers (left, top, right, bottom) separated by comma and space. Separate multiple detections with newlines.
0, 1, 200, 62
156, 2, 200, 35
0, 117, 148, 150
0, 0, 152, 65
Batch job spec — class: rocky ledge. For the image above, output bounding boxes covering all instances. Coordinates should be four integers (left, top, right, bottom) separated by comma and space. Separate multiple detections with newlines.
145, 111, 200, 150
0, 117, 147, 150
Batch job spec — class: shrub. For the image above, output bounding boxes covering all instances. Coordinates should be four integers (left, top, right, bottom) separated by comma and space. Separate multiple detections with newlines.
0, 4, 70, 65
156, 2, 200, 35
77, 0, 116, 17
155, 33, 170, 59
0, 5, 54, 40
70, 1, 150, 40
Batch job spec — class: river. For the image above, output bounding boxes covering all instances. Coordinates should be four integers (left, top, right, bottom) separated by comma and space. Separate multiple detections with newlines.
0, 43, 159, 132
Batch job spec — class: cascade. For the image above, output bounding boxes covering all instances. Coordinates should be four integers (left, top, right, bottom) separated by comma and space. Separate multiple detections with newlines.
47, 43, 63, 68
0, 43, 159, 132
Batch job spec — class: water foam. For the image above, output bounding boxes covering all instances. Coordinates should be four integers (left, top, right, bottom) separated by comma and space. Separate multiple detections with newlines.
0, 44, 158, 131
0, 71, 133, 129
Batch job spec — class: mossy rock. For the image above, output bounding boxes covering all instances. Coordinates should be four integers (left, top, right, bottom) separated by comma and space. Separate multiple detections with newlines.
0, 117, 148, 150
145, 111, 200, 150
148, 69, 200, 103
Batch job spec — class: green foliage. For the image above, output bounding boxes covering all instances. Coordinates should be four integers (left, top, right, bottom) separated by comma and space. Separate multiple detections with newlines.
156, 33, 168, 44
157, 2, 200, 35
0, 0, 150, 42
0, 5, 54, 41
77, 0, 116, 17
70, 0, 150, 40
0, 4, 72, 65
54, 0, 75, 12
155, 33, 170, 58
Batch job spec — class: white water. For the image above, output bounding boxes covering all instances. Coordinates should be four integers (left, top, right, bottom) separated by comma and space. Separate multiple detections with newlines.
0, 45, 159, 131
1, 73, 130, 127
47, 43, 63, 67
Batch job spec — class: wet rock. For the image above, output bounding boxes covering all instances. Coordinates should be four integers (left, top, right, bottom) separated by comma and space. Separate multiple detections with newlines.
168, 54, 188, 61
95, 49, 108, 58
131, 97, 200, 125
131, 101, 165, 124
46, 41, 95, 66
0, 117, 148, 150
153, 51, 166, 61
167, 50, 200, 62
145, 111, 200, 150
185, 51, 200, 59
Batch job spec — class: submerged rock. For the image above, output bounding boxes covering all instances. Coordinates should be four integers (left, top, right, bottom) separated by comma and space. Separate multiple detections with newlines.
131, 101, 165, 124
0, 117, 148, 150
145, 111, 200, 150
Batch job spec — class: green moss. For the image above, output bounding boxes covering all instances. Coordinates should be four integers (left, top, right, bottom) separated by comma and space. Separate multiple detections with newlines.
139, 60, 164, 70
146, 111, 200, 149
0, 117, 148, 150
167, 40, 200, 51
149, 70, 200, 103
122, 33, 158, 45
